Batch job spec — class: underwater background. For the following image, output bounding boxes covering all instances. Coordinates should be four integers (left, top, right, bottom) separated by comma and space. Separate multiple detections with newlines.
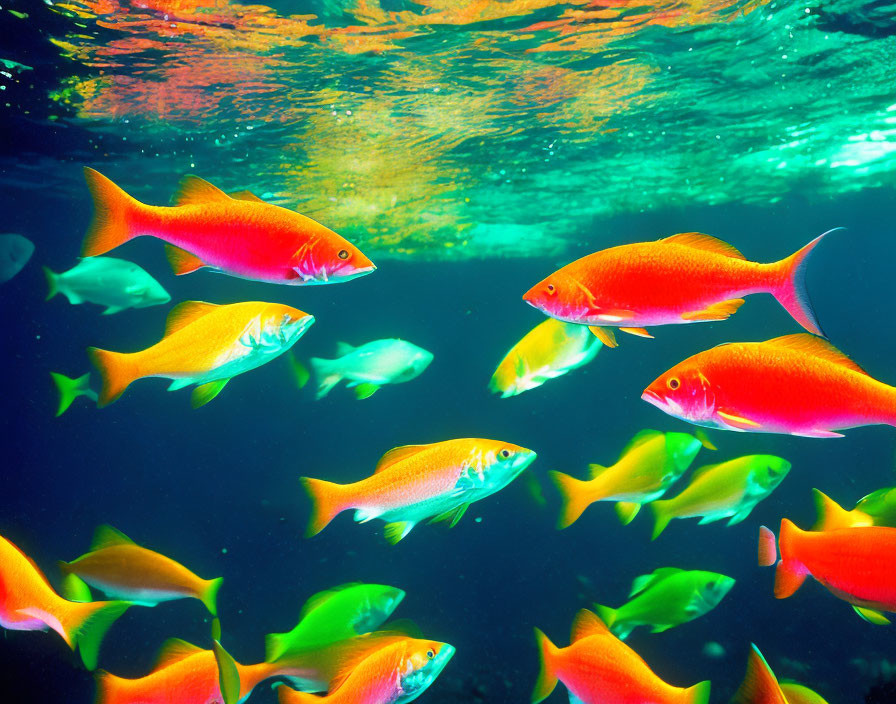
3, 0, 896, 702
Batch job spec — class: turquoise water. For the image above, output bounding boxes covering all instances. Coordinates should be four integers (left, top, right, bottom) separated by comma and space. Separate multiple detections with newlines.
3, 1, 896, 702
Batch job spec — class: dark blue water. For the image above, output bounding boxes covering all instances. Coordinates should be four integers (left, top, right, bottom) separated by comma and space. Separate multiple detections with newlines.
4, 170, 896, 702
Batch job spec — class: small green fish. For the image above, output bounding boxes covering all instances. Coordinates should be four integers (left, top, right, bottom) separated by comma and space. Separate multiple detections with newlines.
550, 429, 709, 529
44, 256, 170, 314
50, 372, 98, 416
265, 583, 405, 662
594, 567, 735, 640
650, 454, 791, 539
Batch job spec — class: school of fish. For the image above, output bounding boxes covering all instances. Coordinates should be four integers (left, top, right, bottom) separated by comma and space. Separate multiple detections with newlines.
9, 165, 886, 703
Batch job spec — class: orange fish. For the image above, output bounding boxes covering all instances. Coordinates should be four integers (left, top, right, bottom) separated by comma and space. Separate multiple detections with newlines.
759, 520, 896, 624
302, 438, 536, 544
275, 637, 455, 704
81, 168, 375, 285
523, 230, 838, 347
88, 300, 314, 407
59, 525, 222, 616
642, 334, 896, 438
532, 609, 710, 704
0, 534, 130, 670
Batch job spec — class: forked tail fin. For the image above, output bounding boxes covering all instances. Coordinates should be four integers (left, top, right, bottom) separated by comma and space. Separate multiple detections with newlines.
59, 599, 131, 670
87, 347, 138, 407
549, 471, 594, 529
81, 168, 142, 257
774, 519, 808, 599
532, 628, 559, 704
768, 228, 842, 337
201, 577, 224, 617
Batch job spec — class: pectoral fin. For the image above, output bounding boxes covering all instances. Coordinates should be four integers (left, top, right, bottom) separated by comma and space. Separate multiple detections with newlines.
165, 244, 207, 276
101, 306, 125, 315
793, 429, 845, 438
383, 522, 414, 545
717, 409, 762, 431
853, 606, 890, 625
191, 379, 230, 409
428, 503, 469, 528
354, 383, 380, 400
588, 326, 618, 348
619, 327, 654, 339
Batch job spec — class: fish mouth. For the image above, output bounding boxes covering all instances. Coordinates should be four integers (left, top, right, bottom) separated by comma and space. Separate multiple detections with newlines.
641, 389, 669, 411
511, 449, 537, 471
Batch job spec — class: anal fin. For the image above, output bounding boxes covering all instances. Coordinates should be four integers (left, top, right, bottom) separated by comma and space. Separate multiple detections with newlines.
383, 522, 414, 545
191, 379, 229, 409
619, 327, 653, 339
588, 326, 618, 348
681, 298, 745, 321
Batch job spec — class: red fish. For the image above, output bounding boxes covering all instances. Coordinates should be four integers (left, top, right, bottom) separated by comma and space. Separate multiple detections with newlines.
758, 519, 896, 623
642, 334, 896, 438
81, 168, 375, 285
523, 230, 838, 347
0, 534, 130, 670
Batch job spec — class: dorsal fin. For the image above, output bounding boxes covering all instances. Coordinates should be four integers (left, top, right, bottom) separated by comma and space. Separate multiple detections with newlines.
173, 175, 232, 206
763, 334, 869, 375
90, 525, 136, 551
298, 583, 362, 620
618, 429, 664, 460
731, 644, 786, 704
570, 609, 610, 642
164, 301, 220, 337
228, 189, 266, 203
629, 567, 684, 597
374, 445, 430, 473
335, 342, 356, 356
663, 232, 746, 259
154, 638, 205, 671
7, 540, 54, 591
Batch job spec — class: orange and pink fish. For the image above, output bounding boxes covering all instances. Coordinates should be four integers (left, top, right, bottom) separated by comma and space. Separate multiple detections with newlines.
88, 300, 314, 407
0, 533, 130, 670
523, 230, 838, 347
81, 168, 375, 285
642, 334, 896, 438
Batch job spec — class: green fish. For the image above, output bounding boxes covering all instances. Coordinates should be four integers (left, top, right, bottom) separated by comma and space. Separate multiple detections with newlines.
594, 567, 735, 640
50, 372, 98, 416
812, 486, 896, 531
550, 429, 710, 529
649, 454, 791, 540
265, 582, 405, 662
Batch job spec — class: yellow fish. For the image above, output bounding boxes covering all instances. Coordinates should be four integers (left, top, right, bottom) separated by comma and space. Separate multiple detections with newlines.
489, 318, 601, 398
88, 300, 314, 408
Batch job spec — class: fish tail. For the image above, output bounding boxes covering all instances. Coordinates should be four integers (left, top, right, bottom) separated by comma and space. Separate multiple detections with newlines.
274, 683, 318, 704
593, 604, 616, 631
59, 566, 94, 603
82, 167, 141, 257
50, 371, 94, 417
774, 519, 808, 599
757, 525, 777, 566
43, 266, 59, 300
60, 599, 131, 670
649, 499, 673, 540
300, 476, 349, 537
87, 347, 137, 407
683, 680, 712, 704
200, 576, 223, 617
532, 627, 559, 704
308, 357, 342, 399
811, 488, 856, 530
549, 470, 593, 529
264, 631, 291, 663
768, 228, 841, 337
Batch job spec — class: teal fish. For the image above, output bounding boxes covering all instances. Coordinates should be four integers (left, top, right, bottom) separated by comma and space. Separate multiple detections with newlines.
595, 567, 735, 639
266, 583, 406, 661
44, 256, 170, 314
650, 454, 791, 539
309, 339, 433, 399
0, 233, 34, 283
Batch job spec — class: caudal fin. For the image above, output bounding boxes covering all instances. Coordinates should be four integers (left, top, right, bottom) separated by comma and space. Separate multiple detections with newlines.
308, 357, 342, 399
81, 167, 141, 257
731, 645, 778, 704
758, 525, 777, 566
200, 577, 223, 617
51, 372, 96, 416
811, 488, 866, 531
61, 599, 131, 670
43, 266, 59, 300
593, 604, 617, 632
300, 477, 349, 537
531, 627, 559, 704
650, 500, 674, 540
774, 519, 808, 599
768, 228, 841, 337
683, 680, 711, 704
87, 347, 137, 407
549, 471, 594, 529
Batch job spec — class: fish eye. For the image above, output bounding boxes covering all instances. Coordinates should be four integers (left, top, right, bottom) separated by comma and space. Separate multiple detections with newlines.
546, 283, 555, 294
667, 377, 680, 390
337, 249, 349, 260
426, 649, 434, 659
500, 449, 511, 458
